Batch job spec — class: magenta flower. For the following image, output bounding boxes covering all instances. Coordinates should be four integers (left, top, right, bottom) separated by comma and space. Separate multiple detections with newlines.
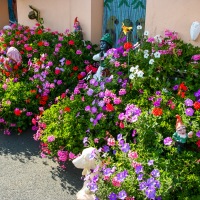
57, 150, 68, 162
164, 137, 173, 145
119, 88, 126, 96
192, 54, 200, 61
76, 50, 82, 55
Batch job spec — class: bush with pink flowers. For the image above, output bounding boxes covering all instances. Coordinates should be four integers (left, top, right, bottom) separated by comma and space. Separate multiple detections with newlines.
34, 30, 200, 199
0, 22, 98, 133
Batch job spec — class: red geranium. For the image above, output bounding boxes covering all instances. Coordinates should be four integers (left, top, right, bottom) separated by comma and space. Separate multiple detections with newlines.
14, 108, 22, 116
77, 74, 83, 80
152, 107, 163, 116
73, 66, 78, 71
65, 60, 71, 65
68, 40, 75, 45
194, 101, 200, 110
106, 103, 114, 112
179, 82, 188, 91
196, 140, 200, 148
124, 42, 133, 50
64, 107, 71, 112
37, 41, 44, 46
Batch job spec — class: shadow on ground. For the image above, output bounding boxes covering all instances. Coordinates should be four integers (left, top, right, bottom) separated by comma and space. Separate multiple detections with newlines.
0, 128, 82, 196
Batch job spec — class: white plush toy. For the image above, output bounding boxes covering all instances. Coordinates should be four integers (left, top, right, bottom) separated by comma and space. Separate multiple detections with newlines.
72, 147, 100, 200
6, 47, 22, 64
190, 21, 200, 41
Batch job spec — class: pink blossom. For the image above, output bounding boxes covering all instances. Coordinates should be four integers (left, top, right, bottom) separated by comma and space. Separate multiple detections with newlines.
4, 129, 11, 135
47, 135, 55, 142
107, 138, 116, 146
76, 50, 82, 55
119, 88, 126, 96
69, 152, 76, 160
128, 151, 138, 159
40, 152, 47, 158
192, 54, 200, 61
114, 61, 120, 67
113, 97, 122, 104
57, 150, 68, 162
2, 83, 7, 90
94, 138, 99, 143
112, 177, 121, 187
57, 80, 62, 85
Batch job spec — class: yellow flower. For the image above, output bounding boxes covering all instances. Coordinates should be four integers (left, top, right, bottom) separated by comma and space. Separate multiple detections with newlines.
122, 23, 133, 35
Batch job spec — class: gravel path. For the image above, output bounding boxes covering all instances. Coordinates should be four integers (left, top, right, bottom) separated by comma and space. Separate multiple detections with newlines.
0, 129, 82, 200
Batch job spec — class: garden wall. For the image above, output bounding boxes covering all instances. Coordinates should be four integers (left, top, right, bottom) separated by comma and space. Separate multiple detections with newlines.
16, 0, 104, 45
0, 0, 9, 28
145, 0, 200, 46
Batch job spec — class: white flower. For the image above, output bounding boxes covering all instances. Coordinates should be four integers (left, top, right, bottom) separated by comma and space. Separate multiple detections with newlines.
137, 70, 144, 78
130, 66, 135, 72
154, 35, 162, 43
129, 73, 135, 79
130, 65, 139, 72
149, 59, 154, 65
156, 77, 159, 80
162, 88, 169, 93
154, 51, 161, 58
144, 31, 149, 36
144, 53, 149, 59
144, 50, 149, 54
137, 25, 142, 30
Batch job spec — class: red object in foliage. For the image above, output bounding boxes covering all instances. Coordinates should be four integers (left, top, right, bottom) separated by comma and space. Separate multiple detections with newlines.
77, 74, 83, 80
152, 107, 163, 116
194, 101, 200, 110
124, 42, 133, 50
196, 140, 200, 148
106, 103, 114, 112
14, 108, 21, 116
64, 107, 71, 112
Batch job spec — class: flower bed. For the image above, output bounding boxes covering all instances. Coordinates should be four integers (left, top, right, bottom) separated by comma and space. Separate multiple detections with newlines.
0, 23, 98, 134
34, 30, 200, 199
1, 23, 200, 199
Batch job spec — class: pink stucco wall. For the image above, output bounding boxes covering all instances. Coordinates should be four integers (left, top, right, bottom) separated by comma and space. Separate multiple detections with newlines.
0, 0, 9, 29
17, 0, 103, 45
145, 0, 200, 46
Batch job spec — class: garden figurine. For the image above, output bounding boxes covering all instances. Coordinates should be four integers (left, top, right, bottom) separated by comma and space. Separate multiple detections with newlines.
72, 147, 101, 200
172, 115, 193, 153
6, 46, 22, 65
93, 33, 113, 81
74, 17, 83, 40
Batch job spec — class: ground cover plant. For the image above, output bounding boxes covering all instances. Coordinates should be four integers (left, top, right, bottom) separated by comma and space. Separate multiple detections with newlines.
0, 22, 98, 134
34, 30, 200, 199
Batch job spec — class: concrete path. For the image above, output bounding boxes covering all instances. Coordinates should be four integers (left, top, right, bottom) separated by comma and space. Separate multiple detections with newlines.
0, 129, 83, 200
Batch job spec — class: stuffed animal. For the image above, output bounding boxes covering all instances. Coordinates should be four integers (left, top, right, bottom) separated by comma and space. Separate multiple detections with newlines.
72, 147, 101, 200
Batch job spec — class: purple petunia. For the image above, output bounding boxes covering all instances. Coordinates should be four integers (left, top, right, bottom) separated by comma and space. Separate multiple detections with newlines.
135, 165, 143, 174
109, 192, 117, 200
184, 98, 193, 106
118, 190, 127, 200
196, 130, 200, 138
103, 145, 110, 152
121, 143, 130, 153
173, 85, 179, 91
148, 160, 154, 166
185, 108, 194, 116
151, 169, 160, 178
87, 88, 94, 96
116, 170, 128, 182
